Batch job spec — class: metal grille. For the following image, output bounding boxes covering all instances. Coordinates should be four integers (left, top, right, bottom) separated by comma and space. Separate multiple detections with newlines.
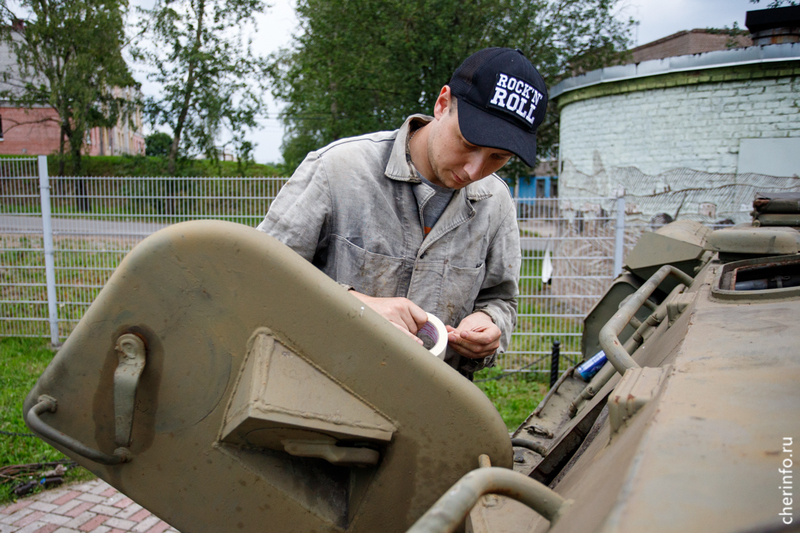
0, 157, 46, 338
499, 197, 628, 372
1, 156, 643, 373
46, 175, 287, 339
1, 157, 288, 340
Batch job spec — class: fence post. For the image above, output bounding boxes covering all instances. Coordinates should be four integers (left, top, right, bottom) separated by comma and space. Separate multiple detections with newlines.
549, 340, 561, 389
38, 156, 59, 346
613, 196, 626, 277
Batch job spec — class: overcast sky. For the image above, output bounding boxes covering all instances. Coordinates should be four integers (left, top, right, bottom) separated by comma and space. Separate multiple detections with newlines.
134, 0, 760, 164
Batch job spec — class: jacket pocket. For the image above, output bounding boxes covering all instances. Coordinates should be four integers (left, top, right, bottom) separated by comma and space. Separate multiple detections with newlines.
330, 234, 407, 297
440, 262, 486, 326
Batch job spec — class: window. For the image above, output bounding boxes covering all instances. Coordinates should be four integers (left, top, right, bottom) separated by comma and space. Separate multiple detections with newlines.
0, 114, 4, 141
535, 178, 545, 198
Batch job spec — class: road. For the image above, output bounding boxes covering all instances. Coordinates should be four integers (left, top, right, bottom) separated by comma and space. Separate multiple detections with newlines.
0, 215, 169, 237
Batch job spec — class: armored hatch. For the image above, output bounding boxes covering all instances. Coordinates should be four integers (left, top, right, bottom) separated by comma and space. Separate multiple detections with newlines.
22, 220, 512, 533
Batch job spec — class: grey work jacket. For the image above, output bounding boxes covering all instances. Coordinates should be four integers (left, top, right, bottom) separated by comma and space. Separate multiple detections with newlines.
257, 115, 521, 376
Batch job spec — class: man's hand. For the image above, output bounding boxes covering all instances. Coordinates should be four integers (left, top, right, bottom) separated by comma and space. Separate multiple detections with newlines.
446, 311, 501, 359
349, 291, 428, 344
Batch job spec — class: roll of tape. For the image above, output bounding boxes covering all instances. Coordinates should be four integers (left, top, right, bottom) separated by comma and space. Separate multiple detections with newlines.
417, 313, 448, 359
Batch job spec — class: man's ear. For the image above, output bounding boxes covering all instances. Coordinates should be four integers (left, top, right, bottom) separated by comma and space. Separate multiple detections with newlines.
433, 86, 451, 119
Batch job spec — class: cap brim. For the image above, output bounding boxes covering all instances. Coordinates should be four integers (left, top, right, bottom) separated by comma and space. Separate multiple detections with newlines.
456, 98, 538, 168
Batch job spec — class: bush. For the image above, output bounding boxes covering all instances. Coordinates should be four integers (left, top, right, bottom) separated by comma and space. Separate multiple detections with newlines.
46, 154, 283, 177
145, 133, 174, 157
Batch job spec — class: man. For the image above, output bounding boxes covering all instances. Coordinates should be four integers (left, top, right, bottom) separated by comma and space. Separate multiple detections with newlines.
258, 47, 548, 379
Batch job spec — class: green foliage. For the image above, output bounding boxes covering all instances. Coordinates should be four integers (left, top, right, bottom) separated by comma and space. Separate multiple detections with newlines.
132, 0, 270, 175
750, 0, 798, 6
145, 132, 174, 157
277, 132, 325, 175
0, 338, 95, 504
704, 22, 752, 50
271, 0, 633, 174
235, 140, 255, 176
46, 154, 283, 177
475, 367, 548, 431
0, 0, 139, 175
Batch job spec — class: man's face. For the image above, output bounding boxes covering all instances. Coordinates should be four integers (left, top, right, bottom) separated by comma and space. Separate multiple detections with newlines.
426, 89, 513, 190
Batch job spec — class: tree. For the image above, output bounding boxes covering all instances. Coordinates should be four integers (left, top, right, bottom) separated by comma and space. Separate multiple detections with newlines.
133, 0, 269, 175
145, 131, 174, 157
234, 138, 255, 175
750, 0, 798, 6
0, 0, 138, 176
270, 0, 632, 175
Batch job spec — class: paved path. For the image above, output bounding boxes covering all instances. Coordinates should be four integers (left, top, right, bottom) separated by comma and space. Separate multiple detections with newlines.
0, 479, 178, 533
0, 215, 168, 237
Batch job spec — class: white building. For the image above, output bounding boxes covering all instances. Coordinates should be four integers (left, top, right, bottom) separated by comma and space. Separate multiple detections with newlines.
552, 10, 800, 226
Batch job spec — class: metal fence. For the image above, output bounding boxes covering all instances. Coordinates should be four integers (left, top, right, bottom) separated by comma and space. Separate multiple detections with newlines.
507, 196, 638, 371
1, 156, 642, 372
0, 156, 287, 341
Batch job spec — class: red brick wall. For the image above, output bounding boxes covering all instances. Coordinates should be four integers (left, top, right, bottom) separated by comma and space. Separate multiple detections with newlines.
0, 106, 146, 157
630, 30, 753, 64
0, 106, 62, 155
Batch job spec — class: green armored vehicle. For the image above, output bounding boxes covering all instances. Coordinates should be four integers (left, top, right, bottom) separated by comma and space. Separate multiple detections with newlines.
24, 193, 800, 532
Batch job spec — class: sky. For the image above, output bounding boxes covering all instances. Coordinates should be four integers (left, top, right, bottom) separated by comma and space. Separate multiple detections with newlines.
134, 0, 760, 165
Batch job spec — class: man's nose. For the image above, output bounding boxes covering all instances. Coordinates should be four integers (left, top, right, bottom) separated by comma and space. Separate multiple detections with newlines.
463, 152, 490, 182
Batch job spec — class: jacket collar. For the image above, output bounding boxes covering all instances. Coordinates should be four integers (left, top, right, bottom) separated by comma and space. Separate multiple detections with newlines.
385, 114, 495, 202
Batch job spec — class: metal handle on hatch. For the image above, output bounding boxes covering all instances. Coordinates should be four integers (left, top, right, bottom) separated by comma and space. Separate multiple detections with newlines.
599, 265, 693, 375
27, 395, 131, 465
406, 467, 571, 533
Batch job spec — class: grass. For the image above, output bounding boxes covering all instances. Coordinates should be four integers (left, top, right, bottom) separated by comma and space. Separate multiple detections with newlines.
0, 235, 126, 338
1, 337, 94, 505
500, 248, 585, 371
474, 366, 549, 432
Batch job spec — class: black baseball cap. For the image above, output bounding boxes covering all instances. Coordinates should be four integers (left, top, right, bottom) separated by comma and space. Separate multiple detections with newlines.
448, 48, 548, 167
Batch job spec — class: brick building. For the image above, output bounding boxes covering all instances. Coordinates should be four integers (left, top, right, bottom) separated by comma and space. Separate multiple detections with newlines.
0, 36, 145, 158
629, 29, 752, 63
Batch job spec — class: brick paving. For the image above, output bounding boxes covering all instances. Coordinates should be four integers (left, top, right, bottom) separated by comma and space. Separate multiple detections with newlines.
0, 479, 179, 533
